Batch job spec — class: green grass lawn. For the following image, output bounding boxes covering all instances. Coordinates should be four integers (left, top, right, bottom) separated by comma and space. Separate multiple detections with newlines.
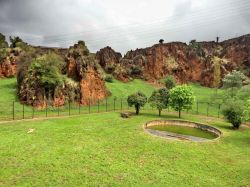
0, 111, 250, 186
0, 78, 226, 121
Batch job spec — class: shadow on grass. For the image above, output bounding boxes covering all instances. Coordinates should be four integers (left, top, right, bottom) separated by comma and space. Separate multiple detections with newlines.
137, 111, 179, 119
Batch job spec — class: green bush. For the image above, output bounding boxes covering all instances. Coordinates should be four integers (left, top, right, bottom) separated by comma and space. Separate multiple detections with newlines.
164, 75, 176, 90
130, 65, 142, 75
105, 75, 113, 83
222, 99, 245, 129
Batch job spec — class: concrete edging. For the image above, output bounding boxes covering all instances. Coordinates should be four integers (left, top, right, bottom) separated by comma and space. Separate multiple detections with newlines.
144, 119, 222, 142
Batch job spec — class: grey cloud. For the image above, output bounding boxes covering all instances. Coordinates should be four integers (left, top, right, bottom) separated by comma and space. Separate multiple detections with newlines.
0, 0, 249, 53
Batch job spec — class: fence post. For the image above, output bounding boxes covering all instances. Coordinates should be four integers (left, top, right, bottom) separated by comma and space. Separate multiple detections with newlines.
114, 98, 116, 111
98, 99, 100, 113
218, 104, 221, 118
106, 98, 108, 112
32, 106, 34, 119
69, 101, 71, 116
46, 104, 48, 117
12, 101, 15, 120
22, 104, 24, 119
88, 98, 91, 113
196, 101, 199, 114
121, 98, 123, 111
207, 102, 209, 116
78, 101, 81, 114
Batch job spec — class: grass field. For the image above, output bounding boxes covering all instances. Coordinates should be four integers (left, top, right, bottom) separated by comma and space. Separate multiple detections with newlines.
0, 111, 250, 186
0, 78, 250, 186
0, 78, 224, 121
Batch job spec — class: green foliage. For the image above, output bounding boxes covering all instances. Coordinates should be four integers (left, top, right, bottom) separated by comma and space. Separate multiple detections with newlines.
0, 33, 8, 48
188, 40, 205, 57
164, 75, 176, 90
223, 70, 245, 89
28, 53, 65, 98
130, 65, 142, 75
0, 48, 9, 63
149, 88, 169, 116
169, 85, 195, 118
222, 99, 245, 128
105, 75, 113, 83
9, 36, 24, 48
222, 70, 248, 101
244, 98, 250, 121
127, 92, 147, 115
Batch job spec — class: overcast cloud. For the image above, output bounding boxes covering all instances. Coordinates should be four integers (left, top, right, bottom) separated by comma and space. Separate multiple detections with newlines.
0, 0, 249, 53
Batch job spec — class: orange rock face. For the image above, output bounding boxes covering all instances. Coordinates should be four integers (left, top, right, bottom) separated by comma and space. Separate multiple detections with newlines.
0, 58, 16, 78
79, 68, 108, 105
96, 34, 250, 87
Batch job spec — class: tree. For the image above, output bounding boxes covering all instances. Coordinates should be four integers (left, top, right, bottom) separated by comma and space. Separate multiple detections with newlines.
164, 75, 176, 90
127, 92, 147, 115
245, 98, 250, 121
159, 39, 164, 44
9, 36, 24, 48
149, 88, 169, 116
0, 33, 8, 48
169, 85, 195, 118
222, 99, 245, 129
222, 70, 245, 97
28, 52, 65, 100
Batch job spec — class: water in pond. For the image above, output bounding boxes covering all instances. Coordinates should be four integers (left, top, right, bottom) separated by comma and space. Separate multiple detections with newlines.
147, 125, 218, 139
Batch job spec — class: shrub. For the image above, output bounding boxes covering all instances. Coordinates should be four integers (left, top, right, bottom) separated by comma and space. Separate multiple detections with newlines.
130, 65, 142, 75
149, 88, 169, 116
222, 100, 245, 129
0, 33, 8, 48
105, 75, 113, 83
169, 85, 195, 118
127, 92, 147, 115
164, 76, 176, 90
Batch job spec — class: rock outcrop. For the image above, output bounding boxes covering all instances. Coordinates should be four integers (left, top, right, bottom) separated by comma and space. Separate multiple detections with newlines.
65, 42, 109, 105
96, 34, 250, 87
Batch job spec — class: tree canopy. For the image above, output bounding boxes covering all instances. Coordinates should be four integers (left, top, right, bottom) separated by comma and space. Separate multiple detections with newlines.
127, 92, 147, 115
148, 88, 169, 116
169, 85, 195, 118
164, 75, 176, 90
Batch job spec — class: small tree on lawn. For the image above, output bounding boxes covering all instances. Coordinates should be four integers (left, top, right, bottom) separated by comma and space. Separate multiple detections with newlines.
169, 85, 195, 118
222, 70, 245, 97
164, 75, 176, 90
149, 88, 169, 116
127, 92, 147, 115
222, 99, 245, 129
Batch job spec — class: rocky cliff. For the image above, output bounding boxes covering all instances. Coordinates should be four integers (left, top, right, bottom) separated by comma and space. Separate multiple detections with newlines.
17, 41, 108, 108
97, 34, 250, 87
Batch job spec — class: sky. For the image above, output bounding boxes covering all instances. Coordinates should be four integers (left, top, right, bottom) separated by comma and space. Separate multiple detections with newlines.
0, 0, 249, 54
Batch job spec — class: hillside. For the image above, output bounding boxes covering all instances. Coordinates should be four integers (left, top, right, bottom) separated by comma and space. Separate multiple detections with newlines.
0, 33, 249, 108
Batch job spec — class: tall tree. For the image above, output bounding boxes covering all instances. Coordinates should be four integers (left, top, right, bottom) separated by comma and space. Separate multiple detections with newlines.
169, 85, 195, 118
149, 88, 169, 116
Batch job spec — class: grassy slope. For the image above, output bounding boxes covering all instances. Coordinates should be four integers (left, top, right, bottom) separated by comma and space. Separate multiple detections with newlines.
0, 112, 250, 186
106, 79, 156, 98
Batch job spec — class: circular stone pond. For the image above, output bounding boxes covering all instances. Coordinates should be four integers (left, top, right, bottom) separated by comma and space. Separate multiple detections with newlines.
144, 120, 222, 142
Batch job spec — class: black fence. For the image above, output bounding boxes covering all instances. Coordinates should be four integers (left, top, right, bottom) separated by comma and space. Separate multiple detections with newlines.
0, 98, 224, 122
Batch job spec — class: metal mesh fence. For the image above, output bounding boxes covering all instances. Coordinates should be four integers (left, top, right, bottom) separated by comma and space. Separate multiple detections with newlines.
0, 99, 223, 122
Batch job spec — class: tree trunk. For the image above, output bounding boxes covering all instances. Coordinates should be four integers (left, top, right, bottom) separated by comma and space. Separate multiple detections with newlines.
135, 105, 140, 115
178, 109, 181, 118
159, 109, 161, 116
